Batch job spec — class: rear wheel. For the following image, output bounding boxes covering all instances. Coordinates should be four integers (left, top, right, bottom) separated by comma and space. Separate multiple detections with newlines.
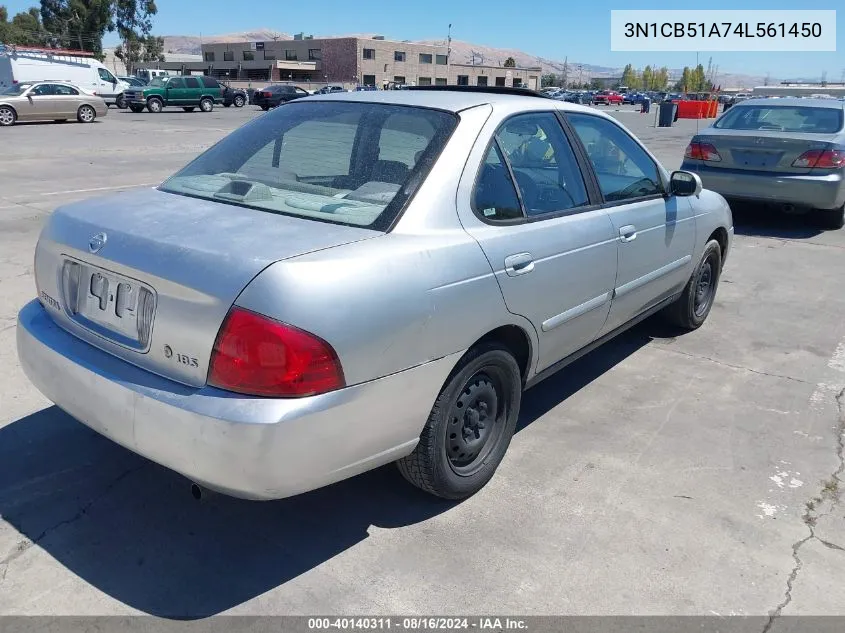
77, 104, 96, 123
817, 205, 845, 230
396, 343, 522, 499
199, 97, 214, 112
0, 105, 17, 127
233, 94, 245, 108
182, 107, 195, 112
663, 239, 722, 330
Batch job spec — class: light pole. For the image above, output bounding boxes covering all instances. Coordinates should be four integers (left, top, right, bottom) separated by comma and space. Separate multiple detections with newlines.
446, 24, 452, 86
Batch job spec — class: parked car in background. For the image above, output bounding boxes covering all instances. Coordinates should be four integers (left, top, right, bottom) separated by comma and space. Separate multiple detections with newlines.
592, 90, 624, 106
0, 44, 129, 108
681, 97, 845, 229
253, 84, 309, 110
0, 81, 107, 126
221, 84, 247, 108
124, 75, 223, 113
315, 85, 346, 95
17, 87, 732, 502
355, 85, 378, 91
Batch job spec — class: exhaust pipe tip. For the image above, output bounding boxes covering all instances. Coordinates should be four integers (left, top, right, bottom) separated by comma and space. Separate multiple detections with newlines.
190, 482, 204, 501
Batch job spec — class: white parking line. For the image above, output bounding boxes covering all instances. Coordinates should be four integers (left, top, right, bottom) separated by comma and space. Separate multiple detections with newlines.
39, 183, 159, 197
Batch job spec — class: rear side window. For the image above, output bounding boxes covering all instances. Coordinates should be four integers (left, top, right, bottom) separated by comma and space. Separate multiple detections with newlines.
53, 84, 79, 95
160, 102, 457, 230
715, 105, 843, 133
473, 144, 523, 221
184, 77, 201, 89
201, 77, 219, 88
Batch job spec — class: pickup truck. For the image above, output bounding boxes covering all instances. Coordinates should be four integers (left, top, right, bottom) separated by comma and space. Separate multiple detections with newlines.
124, 75, 223, 113
592, 90, 624, 106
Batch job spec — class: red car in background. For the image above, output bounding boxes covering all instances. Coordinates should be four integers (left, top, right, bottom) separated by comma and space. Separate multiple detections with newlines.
592, 90, 624, 106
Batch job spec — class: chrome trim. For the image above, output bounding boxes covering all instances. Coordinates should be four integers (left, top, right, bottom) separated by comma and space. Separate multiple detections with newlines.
614, 255, 692, 299
542, 291, 611, 332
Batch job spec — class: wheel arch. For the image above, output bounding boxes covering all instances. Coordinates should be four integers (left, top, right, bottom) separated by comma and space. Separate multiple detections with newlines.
0, 103, 18, 118
465, 324, 534, 387
707, 226, 729, 268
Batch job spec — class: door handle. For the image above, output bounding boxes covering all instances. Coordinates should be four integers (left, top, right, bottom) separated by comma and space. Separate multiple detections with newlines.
619, 225, 637, 243
504, 253, 534, 276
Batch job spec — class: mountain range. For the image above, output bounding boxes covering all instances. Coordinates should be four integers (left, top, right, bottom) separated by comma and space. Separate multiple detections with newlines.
161, 30, 770, 88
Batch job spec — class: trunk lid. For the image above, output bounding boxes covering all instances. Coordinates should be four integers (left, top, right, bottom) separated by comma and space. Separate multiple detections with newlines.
34, 187, 379, 387
693, 130, 840, 174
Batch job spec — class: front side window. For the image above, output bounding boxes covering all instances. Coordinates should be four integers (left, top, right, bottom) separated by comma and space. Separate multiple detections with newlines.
493, 113, 589, 216
31, 84, 56, 96
160, 102, 457, 230
97, 68, 116, 82
167, 78, 185, 89
567, 113, 663, 202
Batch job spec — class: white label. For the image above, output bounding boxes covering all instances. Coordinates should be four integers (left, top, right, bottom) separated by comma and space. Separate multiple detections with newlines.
610, 10, 836, 51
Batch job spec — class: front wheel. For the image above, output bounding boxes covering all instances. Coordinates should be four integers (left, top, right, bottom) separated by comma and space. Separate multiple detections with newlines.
663, 239, 722, 330
199, 97, 214, 112
817, 206, 845, 230
233, 94, 245, 107
0, 106, 17, 127
77, 104, 96, 123
396, 343, 522, 499
147, 97, 163, 113
115, 94, 127, 109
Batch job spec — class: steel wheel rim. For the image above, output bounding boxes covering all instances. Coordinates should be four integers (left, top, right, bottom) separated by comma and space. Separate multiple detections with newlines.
445, 367, 510, 476
201, 100, 211, 111
694, 258, 715, 317
149, 101, 161, 112
0, 108, 13, 125
234, 96, 244, 107
80, 107, 94, 122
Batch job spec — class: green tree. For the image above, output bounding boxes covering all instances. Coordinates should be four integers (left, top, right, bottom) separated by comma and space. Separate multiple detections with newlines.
620, 63, 639, 90
655, 66, 669, 90
692, 63, 706, 92
503, 56, 515, 68
589, 78, 602, 90
674, 66, 692, 92
641, 65, 653, 91
541, 73, 558, 88
114, 31, 162, 74
0, 5, 12, 43
40, 0, 113, 55
11, 7, 48, 45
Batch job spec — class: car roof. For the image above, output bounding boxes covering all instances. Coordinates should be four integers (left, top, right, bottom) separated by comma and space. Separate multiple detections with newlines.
301, 87, 600, 114
739, 97, 845, 109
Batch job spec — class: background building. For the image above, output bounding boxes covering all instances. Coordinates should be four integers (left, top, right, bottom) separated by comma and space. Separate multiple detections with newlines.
152, 34, 541, 90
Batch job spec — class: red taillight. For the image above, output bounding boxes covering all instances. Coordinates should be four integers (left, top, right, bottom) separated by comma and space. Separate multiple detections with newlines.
208, 307, 344, 398
684, 141, 722, 162
792, 149, 845, 169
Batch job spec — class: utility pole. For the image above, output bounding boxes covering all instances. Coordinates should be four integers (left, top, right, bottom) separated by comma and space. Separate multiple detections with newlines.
446, 24, 452, 86
562, 56, 568, 88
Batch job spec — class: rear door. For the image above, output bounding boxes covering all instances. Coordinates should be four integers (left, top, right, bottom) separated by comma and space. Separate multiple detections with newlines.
51, 83, 81, 117
183, 76, 203, 103
567, 112, 696, 334
459, 111, 619, 372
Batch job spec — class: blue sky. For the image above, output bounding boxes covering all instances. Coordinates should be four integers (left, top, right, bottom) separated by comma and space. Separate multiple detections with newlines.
3, 0, 843, 79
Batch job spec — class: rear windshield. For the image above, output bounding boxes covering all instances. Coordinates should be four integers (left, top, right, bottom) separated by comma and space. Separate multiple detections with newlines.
715, 105, 844, 133
160, 101, 457, 230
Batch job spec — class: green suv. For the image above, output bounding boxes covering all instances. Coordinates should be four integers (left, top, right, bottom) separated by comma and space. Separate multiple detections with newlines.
124, 75, 223, 113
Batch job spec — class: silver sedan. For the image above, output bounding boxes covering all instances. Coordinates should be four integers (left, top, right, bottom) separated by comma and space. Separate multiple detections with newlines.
0, 81, 108, 126
17, 89, 733, 500
681, 97, 845, 229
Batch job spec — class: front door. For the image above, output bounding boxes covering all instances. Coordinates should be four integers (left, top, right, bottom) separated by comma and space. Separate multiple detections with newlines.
459, 112, 619, 372
96, 67, 119, 100
164, 77, 187, 105
566, 113, 696, 334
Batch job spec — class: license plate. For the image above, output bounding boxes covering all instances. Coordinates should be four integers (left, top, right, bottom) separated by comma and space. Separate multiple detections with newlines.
62, 259, 156, 350
732, 150, 781, 168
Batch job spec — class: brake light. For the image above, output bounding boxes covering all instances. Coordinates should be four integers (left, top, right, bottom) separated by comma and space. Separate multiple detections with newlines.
684, 141, 722, 162
208, 307, 344, 397
792, 149, 845, 169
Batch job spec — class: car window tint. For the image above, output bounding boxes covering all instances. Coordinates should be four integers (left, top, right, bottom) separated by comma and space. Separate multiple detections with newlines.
473, 143, 524, 221
97, 68, 114, 82
567, 113, 663, 202
168, 78, 185, 89
494, 113, 589, 216
53, 84, 79, 95
378, 112, 436, 170
201, 77, 219, 88
31, 84, 55, 96
715, 105, 843, 133
184, 77, 201, 89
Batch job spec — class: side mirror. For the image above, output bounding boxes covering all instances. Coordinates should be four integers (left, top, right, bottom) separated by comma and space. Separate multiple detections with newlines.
669, 170, 702, 197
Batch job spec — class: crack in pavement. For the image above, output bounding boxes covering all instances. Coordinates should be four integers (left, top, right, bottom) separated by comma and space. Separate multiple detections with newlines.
0, 463, 147, 571
762, 386, 845, 633
652, 346, 814, 386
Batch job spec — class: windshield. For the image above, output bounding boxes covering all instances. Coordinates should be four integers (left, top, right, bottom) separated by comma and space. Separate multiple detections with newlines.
716, 105, 844, 133
1, 84, 31, 96
160, 101, 457, 230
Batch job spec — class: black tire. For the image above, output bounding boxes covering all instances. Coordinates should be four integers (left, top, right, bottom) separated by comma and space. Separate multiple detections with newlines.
182, 107, 195, 112
396, 343, 522, 499
77, 104, 96, 123
233, 94, 245, 108
260, 105, 270, 111
147, 97, 163, 113
223, 103, 231, 108
0, 105, 17, 127
116, 94, 127, 109
199, 97, 214, 112
663, 239, 722, 330
129, 104, 144, 113
817, 206, 845, 230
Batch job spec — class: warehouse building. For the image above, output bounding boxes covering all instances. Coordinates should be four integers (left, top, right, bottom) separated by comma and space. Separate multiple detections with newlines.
157, 33, 541, 90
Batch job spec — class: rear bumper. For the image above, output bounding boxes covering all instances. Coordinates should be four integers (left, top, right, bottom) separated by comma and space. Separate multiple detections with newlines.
682, 163, 845, 210
17, 300, 459, 500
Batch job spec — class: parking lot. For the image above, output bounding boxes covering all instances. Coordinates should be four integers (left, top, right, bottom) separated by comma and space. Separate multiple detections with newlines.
1, 103, 844, 622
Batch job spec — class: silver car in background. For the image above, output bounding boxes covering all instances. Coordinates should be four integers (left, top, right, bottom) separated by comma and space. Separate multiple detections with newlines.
681, 97, 845, 229
17, 88, 733, 501
0, 81, 108, 127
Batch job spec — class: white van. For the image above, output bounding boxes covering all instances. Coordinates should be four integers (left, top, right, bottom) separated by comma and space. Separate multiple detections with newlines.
0, 45, 129, 108
135, 68, 173, 84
